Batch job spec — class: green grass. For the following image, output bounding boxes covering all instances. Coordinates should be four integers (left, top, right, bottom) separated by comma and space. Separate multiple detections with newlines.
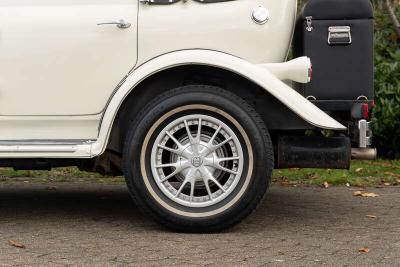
273, 160, 400, 187
0, 160, 399, 187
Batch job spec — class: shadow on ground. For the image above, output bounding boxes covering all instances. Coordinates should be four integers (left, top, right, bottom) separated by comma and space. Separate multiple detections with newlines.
0, 183, 369, 231
0, 183, 399, 266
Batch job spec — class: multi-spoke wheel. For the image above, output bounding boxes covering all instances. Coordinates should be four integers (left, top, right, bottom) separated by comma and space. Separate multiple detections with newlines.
151, 114, 244, 208
124, 85, 273, 232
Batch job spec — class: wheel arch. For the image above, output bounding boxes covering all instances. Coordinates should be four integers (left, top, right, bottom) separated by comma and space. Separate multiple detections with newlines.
91, 50, 345, 156
105, 65, 309, 154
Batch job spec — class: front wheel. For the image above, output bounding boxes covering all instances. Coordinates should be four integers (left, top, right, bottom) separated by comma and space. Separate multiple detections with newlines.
123, 85, 273, 232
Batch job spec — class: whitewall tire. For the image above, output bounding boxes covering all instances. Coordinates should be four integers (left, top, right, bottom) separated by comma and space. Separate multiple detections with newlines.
123, 85, 273, 232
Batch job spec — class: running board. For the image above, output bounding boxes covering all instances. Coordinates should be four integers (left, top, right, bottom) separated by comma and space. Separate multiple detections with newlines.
0, 141, 94, 158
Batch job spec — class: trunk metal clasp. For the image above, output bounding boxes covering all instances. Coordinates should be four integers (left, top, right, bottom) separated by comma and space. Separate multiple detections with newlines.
306, 16, 313, 32
328, 26, 352, 45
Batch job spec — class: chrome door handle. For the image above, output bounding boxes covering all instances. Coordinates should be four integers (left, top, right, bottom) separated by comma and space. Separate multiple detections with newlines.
139, 0, 181, 4
97, 20, 131, 29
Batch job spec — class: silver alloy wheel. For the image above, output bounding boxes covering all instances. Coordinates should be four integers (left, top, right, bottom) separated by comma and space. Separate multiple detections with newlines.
150, 114, 244, 208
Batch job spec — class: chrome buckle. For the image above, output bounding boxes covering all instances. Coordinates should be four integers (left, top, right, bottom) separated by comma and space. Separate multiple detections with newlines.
328, 26, 352, 45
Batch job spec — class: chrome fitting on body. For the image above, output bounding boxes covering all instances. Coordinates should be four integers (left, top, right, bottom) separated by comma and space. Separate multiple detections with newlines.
358, 119, 372, 148
351, 119, 376, 160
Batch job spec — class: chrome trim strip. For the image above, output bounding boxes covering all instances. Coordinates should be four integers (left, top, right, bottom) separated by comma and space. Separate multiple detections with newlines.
0, 145, 78, 153
0, 141, 94, 158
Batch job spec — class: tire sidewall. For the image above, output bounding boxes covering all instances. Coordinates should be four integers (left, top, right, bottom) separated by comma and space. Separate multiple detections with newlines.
123, 86, 273, 230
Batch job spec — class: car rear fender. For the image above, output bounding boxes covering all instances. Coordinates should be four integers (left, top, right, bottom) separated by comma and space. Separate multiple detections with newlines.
92, 50, 346, 156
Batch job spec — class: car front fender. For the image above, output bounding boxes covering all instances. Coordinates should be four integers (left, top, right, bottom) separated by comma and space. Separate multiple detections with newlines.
92, 49, 346, 156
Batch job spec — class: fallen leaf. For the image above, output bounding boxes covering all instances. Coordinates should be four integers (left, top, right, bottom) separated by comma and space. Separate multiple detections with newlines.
353, 191, 379, 197
323, 181, 329, 188
355, 168, 363, 173
8, 240, 25, 249
366, 215, 377, 219
361, 192, 379, 197
359, 247, 370, 253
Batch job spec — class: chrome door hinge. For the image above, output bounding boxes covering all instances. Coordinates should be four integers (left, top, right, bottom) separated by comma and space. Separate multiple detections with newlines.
306, 16, 313, 32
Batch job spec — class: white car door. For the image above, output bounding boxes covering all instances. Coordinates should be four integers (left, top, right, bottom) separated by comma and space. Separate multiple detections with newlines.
0, 0, 138, 116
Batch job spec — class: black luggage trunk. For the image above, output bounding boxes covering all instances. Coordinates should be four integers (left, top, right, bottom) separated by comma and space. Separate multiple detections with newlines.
293, 0, 374, 101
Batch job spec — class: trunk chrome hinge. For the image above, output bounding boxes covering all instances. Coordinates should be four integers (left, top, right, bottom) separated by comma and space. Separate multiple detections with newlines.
306, 16, 313, 32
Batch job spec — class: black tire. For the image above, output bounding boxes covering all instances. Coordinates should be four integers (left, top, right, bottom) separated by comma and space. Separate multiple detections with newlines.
123, 85, 273, 232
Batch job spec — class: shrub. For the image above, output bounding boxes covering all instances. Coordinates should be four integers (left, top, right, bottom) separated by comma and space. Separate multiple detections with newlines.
372, 3, 400, 158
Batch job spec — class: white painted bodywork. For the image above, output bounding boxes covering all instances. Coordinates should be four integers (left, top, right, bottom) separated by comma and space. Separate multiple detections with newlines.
0, 0, 138, 116
261, 57, 312, 84
0, 115, 101, 140
137, 0, 297, 65
0, 0, 347, 158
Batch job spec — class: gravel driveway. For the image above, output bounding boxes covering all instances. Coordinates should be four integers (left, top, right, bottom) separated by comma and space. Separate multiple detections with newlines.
0, 182, 399, 266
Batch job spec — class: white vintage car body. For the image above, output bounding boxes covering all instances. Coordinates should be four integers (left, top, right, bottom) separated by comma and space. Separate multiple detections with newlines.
0, 0, 346, 158
0, 0, 376, 231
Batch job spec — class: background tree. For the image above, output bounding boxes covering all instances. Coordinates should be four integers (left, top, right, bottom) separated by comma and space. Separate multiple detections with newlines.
383, 0, 400, 37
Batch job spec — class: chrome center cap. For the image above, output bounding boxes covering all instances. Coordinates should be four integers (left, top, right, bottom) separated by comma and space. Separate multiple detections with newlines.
190, 156, 203, 168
